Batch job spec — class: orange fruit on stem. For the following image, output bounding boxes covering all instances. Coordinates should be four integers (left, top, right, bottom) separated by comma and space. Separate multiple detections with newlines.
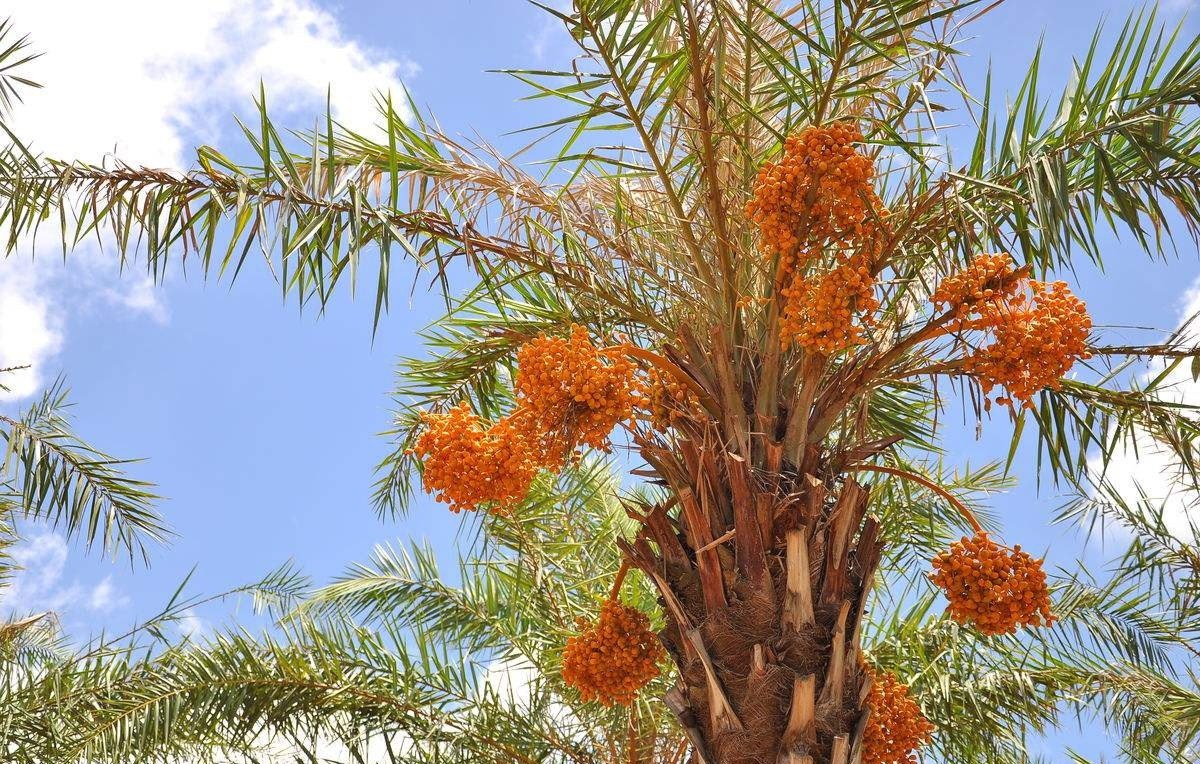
562, 599, 664, 706
930, 532, 1056, 636
862, 661, 936, 764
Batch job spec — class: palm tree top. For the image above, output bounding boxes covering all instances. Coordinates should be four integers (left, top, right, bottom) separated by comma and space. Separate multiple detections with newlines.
1, 2, 1199, 762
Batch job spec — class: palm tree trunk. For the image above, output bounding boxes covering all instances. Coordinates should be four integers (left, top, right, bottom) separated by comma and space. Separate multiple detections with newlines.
627, 431, 882, 764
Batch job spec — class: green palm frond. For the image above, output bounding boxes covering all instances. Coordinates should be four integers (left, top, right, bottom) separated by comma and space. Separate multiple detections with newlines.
7, 457, 678, 764
1058, 487, 1200, 626
867, 458, 1010, 572
872, 576, 1200, 763
314, 457, 644, 663
0, 381, 166, 561
904, 8, 1200, 273
0, 18, 38, 119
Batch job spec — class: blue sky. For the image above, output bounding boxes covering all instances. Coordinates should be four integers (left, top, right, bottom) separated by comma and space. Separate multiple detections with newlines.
1, 1, 1198, 760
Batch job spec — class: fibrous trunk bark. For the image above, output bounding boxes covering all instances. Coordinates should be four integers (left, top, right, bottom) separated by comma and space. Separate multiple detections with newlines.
626, 422, 883, 764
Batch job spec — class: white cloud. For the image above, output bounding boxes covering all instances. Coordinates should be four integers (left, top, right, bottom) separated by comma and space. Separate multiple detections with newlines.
0, 0, 416, 402
8, 0, 416, 167
88, 576, 130, 614
0, 532, 131, 632
481, 655, 579, 729
216, 1, 420, 133
0, 532, 78, 614
102, 274, 169, 325
0, 260, 63, 401
176, 608, 207, 639
1088, 279, 1200, 541
0, 252, 166, 402
482, 655, 539, 706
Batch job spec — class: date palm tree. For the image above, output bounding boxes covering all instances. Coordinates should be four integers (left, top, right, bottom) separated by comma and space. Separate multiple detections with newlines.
3, 2, 1200, 763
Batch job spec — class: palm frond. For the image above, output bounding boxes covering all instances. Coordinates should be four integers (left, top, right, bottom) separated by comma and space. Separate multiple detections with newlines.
0, 380, 166, 561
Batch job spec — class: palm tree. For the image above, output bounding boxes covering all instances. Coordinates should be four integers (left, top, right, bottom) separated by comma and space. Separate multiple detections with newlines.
2, 2, 1200, 762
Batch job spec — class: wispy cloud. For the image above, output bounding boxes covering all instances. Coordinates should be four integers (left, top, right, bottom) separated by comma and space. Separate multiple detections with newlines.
0, 532, 75, 614
1088, 279, 1200, 542
0, 532, 129, 622
1, 0, 418, 401
176, 608, 208, 639
0, 251, 170, 402
88, 576, 130, 614
526, 1, 571, 63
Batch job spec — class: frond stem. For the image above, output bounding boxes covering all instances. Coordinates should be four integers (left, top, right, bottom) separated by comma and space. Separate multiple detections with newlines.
852, 463, 983, 534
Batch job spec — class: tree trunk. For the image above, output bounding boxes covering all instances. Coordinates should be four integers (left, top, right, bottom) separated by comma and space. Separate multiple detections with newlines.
626, 425, 883, 764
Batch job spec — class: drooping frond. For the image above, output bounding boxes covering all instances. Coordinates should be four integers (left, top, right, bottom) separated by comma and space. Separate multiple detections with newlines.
921, 9, 1200, 272
0, 381, 166, 561
871, 575, 1200, 763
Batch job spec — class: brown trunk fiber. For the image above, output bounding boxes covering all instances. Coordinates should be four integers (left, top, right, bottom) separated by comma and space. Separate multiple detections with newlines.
628, 431, 883, 764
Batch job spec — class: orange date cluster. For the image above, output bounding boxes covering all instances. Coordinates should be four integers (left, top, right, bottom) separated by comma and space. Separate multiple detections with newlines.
930, 532, 1056, 636
862, 661, 936, 764
413, 325, 638, 515
561, 599, 665, 706
745, 122, 881, 263
930, 253, 1024, 318
932, 254, 1092, 407
779, 255, 879, 354
410, 403, 544, 515
640, 366, 698, 432
965, 281, 1092, 406
745, 122, 889, 354
516, 324, 639, 453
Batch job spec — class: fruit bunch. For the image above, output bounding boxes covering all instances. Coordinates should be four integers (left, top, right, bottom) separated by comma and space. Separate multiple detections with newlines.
779, 253, 878, 354
745, 122, 889, 353
931, 254, 1092, 407
964, 280, 1092, 406
562, 599, 664, 706
930, 532, 1056, 636
930, 253, 1023, 320
516, 324, 638, 453
745, 122, 883, 265
862, 661, 936, 764
410, 403, 543, 515
413, 326, 638, 514
641, 366, 697, 432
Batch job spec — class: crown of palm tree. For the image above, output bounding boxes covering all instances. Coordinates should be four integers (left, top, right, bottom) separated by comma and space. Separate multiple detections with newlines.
1, 2, 1199, 763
